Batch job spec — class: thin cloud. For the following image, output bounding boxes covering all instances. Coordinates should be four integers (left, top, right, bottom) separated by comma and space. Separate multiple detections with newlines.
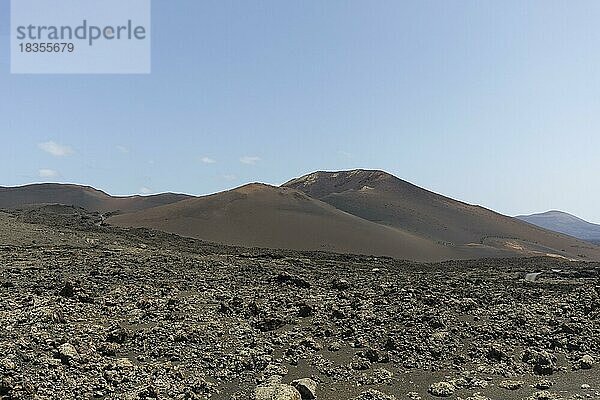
116, 145, 129, 154
139, 187, 153, 194
240, 156, 261, 165
223, 174, 236, 181
38, 169, 59, 179
201, 157, 216, 164
38, 141, 73, 157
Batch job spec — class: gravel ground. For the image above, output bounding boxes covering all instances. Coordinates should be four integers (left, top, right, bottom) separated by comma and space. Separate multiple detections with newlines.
0, 208, 599, 400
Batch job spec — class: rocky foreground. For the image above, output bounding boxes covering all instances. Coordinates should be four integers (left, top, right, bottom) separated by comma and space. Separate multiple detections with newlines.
0, 209, 599, 400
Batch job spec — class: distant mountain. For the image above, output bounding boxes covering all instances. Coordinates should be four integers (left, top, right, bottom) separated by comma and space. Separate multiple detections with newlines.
516, 210, 600, 244
0, 183, 192, 213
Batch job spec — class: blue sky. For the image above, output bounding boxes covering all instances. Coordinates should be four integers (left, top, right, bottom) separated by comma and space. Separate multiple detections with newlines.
1, 1, 600, 222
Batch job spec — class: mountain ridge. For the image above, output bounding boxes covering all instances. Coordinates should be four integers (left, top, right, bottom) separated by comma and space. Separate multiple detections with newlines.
0, 183, 192, 213
2, 172, 599, 261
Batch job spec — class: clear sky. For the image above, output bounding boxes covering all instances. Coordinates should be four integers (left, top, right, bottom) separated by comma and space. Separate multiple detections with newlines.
1, 1, 599, 222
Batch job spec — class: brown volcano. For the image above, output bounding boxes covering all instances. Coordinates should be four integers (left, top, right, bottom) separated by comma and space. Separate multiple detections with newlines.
282, 170, 600, 260
107, 183, 467, 262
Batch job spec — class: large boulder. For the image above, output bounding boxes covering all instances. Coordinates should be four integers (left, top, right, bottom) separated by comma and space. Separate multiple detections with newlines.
523, 349, 557, 375
579, 355, 594, 370
428, 381, 456, 397
291, 378, 317, 399
255, 384, 302, 400
56, 343, 78, 365
353, 389, 397, 400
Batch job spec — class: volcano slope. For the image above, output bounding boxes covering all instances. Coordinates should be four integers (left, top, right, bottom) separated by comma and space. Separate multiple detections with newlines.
283, 170, 600, 261
0, 208, 599, 400
107, 183, 464, 262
